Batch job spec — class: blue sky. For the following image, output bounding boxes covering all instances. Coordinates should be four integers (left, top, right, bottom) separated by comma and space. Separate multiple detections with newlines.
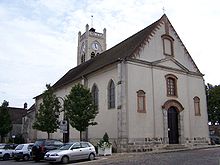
0, 0, 219, 108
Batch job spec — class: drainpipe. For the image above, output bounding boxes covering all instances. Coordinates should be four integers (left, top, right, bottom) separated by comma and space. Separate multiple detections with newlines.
151, 66, 156, 138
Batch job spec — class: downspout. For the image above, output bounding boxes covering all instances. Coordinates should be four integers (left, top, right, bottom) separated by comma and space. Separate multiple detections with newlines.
151, 66, 156, 138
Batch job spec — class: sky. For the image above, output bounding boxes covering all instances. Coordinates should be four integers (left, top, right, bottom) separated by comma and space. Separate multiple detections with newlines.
0, 0, 219, 108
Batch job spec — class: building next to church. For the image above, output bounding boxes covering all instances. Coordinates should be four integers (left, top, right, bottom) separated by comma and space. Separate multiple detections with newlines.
0, 103, 27, 143
33, 14, 209, 152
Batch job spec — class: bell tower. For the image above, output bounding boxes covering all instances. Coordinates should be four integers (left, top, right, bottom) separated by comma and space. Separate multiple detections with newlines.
77, 24, 106, 65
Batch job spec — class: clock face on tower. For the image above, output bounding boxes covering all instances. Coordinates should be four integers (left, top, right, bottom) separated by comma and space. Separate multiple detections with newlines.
92, 41, 100, 51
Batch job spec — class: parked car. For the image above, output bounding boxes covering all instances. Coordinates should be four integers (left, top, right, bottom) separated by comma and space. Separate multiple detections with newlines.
210, 135, 220, 145
12, 143, 34, 161
0, 143, 17, 160
44, 141, 96, 164
32, 139, 63, 161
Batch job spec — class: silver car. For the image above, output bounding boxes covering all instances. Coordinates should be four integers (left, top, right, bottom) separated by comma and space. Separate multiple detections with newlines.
12, 143, 34, 161
44, 141, 96, 164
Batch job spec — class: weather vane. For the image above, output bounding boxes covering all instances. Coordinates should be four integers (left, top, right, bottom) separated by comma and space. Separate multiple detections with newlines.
162, 0, 166, 14
162, 6, 166, 14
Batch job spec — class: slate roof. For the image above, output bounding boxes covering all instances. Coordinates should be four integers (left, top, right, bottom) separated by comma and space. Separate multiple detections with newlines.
52, 15, 165, 90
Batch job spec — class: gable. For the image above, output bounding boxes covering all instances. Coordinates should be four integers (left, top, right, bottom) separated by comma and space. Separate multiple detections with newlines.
134, 15, 201, 74
152, 58, 189, 72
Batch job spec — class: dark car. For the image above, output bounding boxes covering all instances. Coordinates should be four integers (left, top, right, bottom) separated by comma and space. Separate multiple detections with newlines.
210, 135, 220, 145
31, 139, 63, 161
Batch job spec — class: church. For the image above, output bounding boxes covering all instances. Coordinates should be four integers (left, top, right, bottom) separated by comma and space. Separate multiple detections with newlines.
34, 14, 209, 152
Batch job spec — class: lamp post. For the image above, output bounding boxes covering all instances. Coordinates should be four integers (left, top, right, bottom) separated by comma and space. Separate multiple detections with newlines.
12, 135, 15, 144
57, 97, 69, 143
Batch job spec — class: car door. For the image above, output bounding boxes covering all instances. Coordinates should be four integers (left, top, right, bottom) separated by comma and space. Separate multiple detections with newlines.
69, 142, 82, 161
80, 142, 91, 159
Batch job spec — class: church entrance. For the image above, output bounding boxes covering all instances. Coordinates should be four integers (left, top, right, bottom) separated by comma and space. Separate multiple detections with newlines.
167, 107, 179, 144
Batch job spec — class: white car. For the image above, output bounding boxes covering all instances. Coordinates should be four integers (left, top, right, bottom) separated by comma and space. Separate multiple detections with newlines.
44, 141, 96, 164
0, 143, 17, 160
12, 143, 34, 161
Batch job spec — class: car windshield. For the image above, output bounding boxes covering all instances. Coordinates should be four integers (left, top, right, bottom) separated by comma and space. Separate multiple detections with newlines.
59, 143, 73, 150
34, 140, 44, 146
15, 144, 24, 150
0, 144, 5, 149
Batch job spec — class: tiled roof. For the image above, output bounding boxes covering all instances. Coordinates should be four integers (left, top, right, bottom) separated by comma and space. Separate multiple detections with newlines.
52, 15, 165, 90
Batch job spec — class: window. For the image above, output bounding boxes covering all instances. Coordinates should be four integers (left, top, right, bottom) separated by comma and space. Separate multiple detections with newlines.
108, 80, 115, 109
91, 52, 95, 58
165, 74, 178, 97
137, 90, 146, 113
91, 84, 99, 108
194, 96, 201, 116
161, 35, 174, 56
71, 142, 81, 149
81, 54, 85, 63
81, 142, 90, 148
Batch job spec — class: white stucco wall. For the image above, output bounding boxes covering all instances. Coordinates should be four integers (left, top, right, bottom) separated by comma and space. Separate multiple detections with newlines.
126, 59, 209, 142
126, 62, 154, 139
86, 64, 118, 140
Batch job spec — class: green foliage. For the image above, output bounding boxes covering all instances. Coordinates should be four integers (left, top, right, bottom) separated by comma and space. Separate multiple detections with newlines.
64, 84, 98, 140
207, 83, 220, 125
0, 100, 12, 142
97, 132, 112, 148
33, 84, 61, 139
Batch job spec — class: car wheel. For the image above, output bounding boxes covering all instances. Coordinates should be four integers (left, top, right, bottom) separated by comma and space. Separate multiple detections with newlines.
3, 154, 10, 161
23, 154, 30, 161
15, 158, 20, 161
89, 153, 95, 161
61, 156, 69, 164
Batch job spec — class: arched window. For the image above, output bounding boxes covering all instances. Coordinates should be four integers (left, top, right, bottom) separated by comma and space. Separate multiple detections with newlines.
81, 54, 85, 63
161, 35, 174, 56
91, 52, 95, 58
108, 80, 115, 109
137, 90, 146, 113
165, 74, 178, 97
91, 84, 99, 109
194, 96, 201, 116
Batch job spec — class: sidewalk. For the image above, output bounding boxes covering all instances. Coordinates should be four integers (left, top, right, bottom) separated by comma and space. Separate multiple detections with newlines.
97, 144, 220, 160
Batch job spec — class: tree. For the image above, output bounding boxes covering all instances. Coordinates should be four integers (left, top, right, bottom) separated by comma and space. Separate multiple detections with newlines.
33, 84, 61, 139
64, 84, 98, 141
207, 83, 220, 125
0, 100, 12, 143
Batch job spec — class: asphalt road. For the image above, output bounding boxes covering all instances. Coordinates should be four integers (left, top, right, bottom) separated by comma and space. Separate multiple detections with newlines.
1, 147, 220, 165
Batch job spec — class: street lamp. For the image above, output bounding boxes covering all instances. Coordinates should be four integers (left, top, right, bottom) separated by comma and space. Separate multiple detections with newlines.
57, 97, 69, 143
12, 135, 15, 144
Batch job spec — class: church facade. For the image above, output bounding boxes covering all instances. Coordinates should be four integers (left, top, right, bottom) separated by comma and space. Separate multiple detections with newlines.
34, 14, 209, 152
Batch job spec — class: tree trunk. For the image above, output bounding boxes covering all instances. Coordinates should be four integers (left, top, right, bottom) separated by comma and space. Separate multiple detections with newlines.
80, 131, 82, 141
